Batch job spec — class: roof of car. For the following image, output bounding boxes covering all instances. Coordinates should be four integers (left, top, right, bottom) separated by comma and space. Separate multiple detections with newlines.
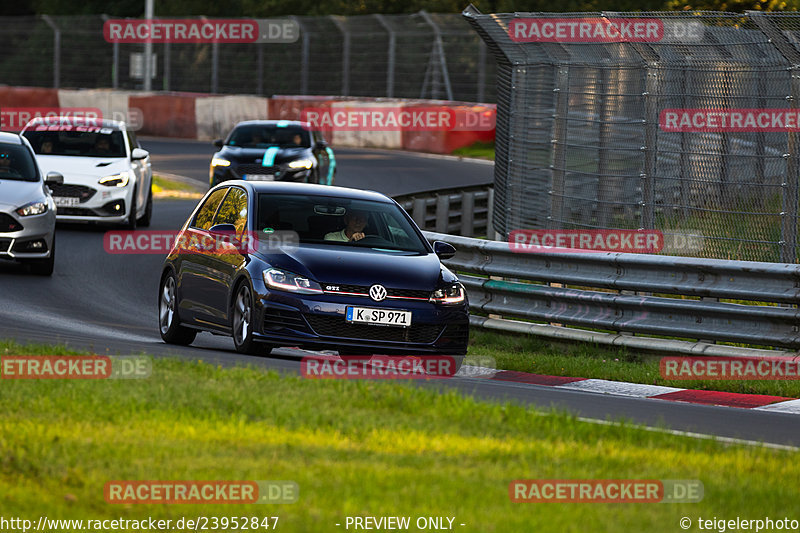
223, 181, 394, 203
233, 120, 312, 129
22, 117, 126, 131
0, 132, 23, 145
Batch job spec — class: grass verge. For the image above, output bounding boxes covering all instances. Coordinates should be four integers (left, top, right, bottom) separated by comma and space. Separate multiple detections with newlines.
152, 174, 204, 199
451, 141, 495, 161
470, 329, 800, 398
1, 340, 798, 532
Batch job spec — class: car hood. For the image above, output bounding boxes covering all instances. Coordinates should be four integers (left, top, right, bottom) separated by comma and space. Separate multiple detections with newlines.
35, 155, 130, 180
220, 146, 310, 165
0, 179, 46, 211
263, 244, 444, 290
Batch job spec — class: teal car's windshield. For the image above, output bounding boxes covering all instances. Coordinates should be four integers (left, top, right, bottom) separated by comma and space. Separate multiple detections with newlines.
228, 125, 311, 148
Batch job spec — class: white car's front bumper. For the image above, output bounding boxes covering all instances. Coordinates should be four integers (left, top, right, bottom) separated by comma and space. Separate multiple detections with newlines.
50, 180, 133, 223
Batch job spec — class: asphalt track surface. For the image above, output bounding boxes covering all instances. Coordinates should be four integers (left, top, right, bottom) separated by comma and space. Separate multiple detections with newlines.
1, 138, 799, 448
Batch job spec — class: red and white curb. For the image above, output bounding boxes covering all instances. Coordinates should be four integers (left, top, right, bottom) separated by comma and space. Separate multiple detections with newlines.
471, 369, 800, 413
286, 349, 800, 413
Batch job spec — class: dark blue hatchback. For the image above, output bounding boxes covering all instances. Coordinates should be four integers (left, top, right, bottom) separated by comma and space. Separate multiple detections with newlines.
159, 181, 468, 362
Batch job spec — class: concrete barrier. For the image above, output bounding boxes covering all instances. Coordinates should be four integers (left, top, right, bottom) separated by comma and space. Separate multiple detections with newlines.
129, 92, 198, 138
195, 95, 269, 141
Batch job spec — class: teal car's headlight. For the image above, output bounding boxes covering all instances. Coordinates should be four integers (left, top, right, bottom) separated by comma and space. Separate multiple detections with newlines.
287, 158, 314, 170
263, 268, 323, 294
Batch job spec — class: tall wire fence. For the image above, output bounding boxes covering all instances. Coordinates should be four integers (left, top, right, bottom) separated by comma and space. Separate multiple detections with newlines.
466, 8, 800, 263
0, 12, 495, 103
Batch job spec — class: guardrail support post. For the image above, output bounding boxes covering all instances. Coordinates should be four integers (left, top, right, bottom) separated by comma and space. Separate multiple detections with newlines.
41, 15, 61, 89
461, 192, 475, 236
435, 195, 450, 233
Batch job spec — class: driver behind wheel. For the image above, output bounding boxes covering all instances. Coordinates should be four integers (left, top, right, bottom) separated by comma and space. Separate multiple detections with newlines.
324, 209, 368, 242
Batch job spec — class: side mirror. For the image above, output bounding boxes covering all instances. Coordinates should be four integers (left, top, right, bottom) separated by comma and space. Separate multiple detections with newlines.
213, 139, 224, 148
209, 223, 238, 237
314, 140, 328, 150
131, 148, 149, 161
433, 241, 456, 260
45, 171, 63, 185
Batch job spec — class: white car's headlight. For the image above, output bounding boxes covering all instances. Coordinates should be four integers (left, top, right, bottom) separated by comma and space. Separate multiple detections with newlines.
263, 268, 323, 294
16, 200, 48, 217
98, 171, 130, 187
430, 283, 466, 305
211, 157, 231, 167
287, 158, 313, 170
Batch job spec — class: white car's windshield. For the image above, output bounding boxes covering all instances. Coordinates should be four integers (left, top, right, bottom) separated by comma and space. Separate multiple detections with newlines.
24, 129, 127, 158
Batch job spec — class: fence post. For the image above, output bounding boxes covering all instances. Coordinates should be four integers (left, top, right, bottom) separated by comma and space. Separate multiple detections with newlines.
549, 65, 569, 230
419, 11, 453, 101
373, 14, 395, 98
100, 15, 118, 89
41, 15, 60, 89
750, 12, 800, 263
461, 191, 475, 236
163, 41, 170, 91
329, 16, 350, 96
290, 16, 309, 95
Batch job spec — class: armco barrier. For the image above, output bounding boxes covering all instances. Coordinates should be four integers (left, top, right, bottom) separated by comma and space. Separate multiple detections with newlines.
423, 231, 800, 357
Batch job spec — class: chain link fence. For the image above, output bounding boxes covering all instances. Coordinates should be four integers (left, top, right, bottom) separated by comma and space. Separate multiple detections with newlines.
0, 13, 495, 103
466, 8, 800, 263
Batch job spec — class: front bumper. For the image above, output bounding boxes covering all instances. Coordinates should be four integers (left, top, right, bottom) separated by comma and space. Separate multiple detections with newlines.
211, 164, 311, 186
0, 210, 56, 260
49, 181, 132, 222
253, 286, 469, 354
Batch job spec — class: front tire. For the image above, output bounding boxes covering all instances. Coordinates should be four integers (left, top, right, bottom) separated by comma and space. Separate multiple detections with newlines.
123, 188, 138, 230
159, 272, 197, 345
138, 187, 153, 227
232, 282, 272, 355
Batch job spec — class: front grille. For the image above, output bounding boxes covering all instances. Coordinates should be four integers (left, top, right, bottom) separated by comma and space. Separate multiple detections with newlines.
0, 238, 11, 253
0, 213, 22, 232
304, 315, 443, 344
262, 308, 310, 333
48, 183, 96, 202
57, 207, 96, 216
236, 164, 278, 176
322, 284, 432, 300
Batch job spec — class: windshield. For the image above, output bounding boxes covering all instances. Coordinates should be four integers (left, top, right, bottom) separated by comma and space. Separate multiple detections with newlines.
227, 125, 311, 148
0, 143, 39, 182
257, 194, 428, 253
23, 128, 127, 158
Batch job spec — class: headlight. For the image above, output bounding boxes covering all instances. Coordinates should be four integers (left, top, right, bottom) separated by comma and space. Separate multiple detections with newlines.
98, 171, 130, 187
263, 268, 323, 294
430, 283, 466, 305
211, 157, 231, 167
287, 158, 313, 170
16, 200, 48, 217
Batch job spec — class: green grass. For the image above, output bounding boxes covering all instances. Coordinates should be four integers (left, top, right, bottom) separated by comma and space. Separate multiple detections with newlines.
1, 340, 799, 531
452, 141, 495, 160
152, 174, 196, 193
469, 330, 800, 398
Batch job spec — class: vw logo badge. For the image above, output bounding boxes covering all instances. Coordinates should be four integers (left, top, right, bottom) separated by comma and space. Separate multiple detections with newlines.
369, 284, 387, 302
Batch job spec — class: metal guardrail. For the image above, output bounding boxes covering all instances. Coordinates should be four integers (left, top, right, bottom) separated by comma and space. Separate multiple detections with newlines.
423, 231, 800, 356
394, 184, 493, 237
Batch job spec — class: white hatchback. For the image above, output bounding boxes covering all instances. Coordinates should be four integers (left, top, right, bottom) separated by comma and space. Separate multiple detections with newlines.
21, 117, 153, 229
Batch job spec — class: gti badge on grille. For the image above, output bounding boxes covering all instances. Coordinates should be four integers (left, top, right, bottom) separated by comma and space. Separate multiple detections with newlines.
369, 284, 387, 302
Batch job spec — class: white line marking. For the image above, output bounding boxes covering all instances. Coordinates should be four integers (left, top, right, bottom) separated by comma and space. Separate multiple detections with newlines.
557, 378, 684, 397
